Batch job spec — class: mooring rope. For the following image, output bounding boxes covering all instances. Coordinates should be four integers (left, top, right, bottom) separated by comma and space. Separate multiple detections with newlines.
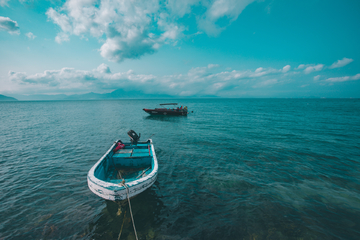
136, 167, 151, 179
117, 210, 126, 240
120, 181, 138, 240
114, 139, 152, 240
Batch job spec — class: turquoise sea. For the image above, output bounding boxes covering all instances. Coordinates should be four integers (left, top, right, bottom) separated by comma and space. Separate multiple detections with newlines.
0, 99, 359, 239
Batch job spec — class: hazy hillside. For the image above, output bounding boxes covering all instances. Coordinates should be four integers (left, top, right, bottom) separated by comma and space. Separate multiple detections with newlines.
11, 88, 217, 101
14, 89, 175, 100
0, 94, 18, 101
64, 89, 174, 100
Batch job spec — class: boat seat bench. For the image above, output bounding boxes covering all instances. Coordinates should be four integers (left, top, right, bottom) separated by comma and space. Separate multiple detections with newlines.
113, 148, 151, 158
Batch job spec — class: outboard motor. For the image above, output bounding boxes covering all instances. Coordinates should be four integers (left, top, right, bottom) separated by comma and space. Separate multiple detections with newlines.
128, 130, 141, 145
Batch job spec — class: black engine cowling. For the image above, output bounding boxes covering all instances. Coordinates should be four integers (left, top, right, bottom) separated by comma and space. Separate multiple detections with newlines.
127, 130, 141, 144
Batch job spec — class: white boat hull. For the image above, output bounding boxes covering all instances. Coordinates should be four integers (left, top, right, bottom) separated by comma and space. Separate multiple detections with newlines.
87, 139, 158, 201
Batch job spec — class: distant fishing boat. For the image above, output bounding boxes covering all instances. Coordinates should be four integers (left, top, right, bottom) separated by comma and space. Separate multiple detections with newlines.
87, 130, 158, 201
143, 103, 188, 116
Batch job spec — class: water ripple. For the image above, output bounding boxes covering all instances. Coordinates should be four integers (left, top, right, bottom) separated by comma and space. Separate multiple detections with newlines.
0, 99, 359, 239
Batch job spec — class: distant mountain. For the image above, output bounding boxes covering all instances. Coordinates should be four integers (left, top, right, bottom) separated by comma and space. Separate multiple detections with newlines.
63, 89, 174, 100
17, 94, 68, 101
0, 94, 18, 101
13, 88, 197, 101
103, 89, 174, 99
64, 92, 104, 100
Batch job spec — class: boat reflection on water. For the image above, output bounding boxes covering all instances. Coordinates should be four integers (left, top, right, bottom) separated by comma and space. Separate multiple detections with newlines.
85, 187, 165, 240
144, 115, 188, 122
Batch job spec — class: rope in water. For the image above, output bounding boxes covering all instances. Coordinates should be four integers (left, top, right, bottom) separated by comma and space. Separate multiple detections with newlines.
115, 140, 151, 240
121, 181, 138, 240
117, 210, 126, 240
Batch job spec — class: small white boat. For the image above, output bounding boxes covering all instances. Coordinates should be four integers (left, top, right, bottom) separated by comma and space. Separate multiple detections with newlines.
87, 130, 158, 201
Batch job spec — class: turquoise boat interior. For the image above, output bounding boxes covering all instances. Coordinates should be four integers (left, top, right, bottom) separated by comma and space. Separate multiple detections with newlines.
94, 142, 154, 184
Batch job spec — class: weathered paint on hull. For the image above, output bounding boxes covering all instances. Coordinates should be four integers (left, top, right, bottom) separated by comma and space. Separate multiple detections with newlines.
87, 173, 157, 201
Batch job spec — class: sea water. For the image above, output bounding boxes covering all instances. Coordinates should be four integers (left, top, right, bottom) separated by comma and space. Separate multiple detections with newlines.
0, 99, 359, 239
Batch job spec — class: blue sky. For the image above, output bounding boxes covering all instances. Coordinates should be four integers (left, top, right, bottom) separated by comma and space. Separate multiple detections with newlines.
1, 0, 359, 98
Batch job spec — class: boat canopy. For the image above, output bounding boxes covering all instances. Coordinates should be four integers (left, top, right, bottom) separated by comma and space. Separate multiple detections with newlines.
160, 103, 178, 106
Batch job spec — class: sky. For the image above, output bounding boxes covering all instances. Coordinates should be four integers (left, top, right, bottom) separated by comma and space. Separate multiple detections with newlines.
1, 0, 360, 98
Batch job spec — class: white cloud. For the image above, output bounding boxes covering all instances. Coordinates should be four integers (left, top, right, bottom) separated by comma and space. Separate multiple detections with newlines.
313, 75, 320, 81
296, 64, 305, 70
197, 0, 256, 36
47, 0, 165, 62
250, 67, 278, 77
325, 73, 360, 83
253, 79, 278, 88
46, 0, 256, 62
325, 76, 350, 83
25, 32, 36, 40
96, 63, 111, 74
7, 62, 293, 96
208, 64, 220, 69
304, 64, 324, 74
0, 16, 20, 34
282, 65, 290, 73
0, 0, 10, 7
298, 58, 353, 74
99, 35, 157, 62
166, 0, 199, 17
329, 57, 353, 69
8, 64, 161, 94
46, 8, 72, 33
55, 32, 70, 43
10, 61, 349, 96
353, 73, 360, 80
